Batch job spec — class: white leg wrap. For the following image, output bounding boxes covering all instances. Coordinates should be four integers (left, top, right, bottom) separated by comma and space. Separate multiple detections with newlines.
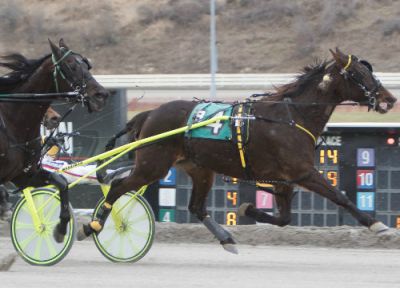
369, 222, 389, 234
238, 203, 252, 217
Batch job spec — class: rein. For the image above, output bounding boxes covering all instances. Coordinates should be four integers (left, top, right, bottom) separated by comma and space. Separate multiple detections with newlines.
0, 91, 81, 102
250, 93, 369, 107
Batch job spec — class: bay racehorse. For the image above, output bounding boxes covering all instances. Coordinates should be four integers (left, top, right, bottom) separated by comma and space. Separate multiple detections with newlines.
0, 106, 62, 219
79, 48, 396, 253
0, 39, 109, 242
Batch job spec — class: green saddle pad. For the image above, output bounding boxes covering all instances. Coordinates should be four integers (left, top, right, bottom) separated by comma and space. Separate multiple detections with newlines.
185, 102, 233, 141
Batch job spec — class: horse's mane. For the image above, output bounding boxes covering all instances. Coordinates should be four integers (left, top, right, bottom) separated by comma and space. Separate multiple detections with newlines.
0, 53, 51, 92
263, 60, 332, 101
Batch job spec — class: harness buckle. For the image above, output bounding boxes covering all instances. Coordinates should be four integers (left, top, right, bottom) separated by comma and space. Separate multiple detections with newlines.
368, 96, 377, 111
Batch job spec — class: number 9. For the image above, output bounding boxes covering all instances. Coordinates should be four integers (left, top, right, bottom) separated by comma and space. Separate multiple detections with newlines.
362, 151, 370, 164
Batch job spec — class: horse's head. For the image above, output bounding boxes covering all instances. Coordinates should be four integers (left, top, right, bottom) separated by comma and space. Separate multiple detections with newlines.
48, 38, 109, 112
330, 48, 396, 113
43, 106, 61, 130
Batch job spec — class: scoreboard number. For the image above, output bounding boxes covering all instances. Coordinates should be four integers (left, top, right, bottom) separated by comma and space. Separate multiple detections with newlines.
226, 191, 238, 206
357, 148, 375, 167
319, 149, 338, 164
159, 209, 176, 222
327, 171, 338, 187
357, 170, 375, 189
357, 192, 375, 211
159, 168, 176, 186
319, 170, 338, 187
226, 212, 237, 226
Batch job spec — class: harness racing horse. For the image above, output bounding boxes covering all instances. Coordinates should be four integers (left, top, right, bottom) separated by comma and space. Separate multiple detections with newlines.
0, 39, 109, 242
0, 106, 62, 219
79, 48, 396, 253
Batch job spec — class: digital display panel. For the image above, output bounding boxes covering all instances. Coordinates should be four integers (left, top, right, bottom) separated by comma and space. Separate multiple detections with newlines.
317, 147, 340, 188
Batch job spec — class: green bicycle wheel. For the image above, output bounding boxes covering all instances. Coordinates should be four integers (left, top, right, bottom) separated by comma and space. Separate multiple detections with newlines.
93, 193, 155, 263
10, 188, 75, 266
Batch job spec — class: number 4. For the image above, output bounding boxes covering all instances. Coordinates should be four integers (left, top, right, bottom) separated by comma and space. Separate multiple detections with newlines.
207, 111, 224, 135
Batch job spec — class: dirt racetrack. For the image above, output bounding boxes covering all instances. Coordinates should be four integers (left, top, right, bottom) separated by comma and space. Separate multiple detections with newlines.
1, 220, 400, 249
155, 222, 400, 249
2, 220, 400, 288
1, 233, 400, 288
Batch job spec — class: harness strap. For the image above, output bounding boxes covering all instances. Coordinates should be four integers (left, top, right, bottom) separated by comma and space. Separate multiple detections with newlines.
52, 50, 72, 93
235, 104, 247, 169
294, 123, 317, 144
343, 54, 352, 71
255, 115, 317, 145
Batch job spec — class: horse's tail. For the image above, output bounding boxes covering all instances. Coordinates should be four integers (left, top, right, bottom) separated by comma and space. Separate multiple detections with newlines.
104, 110, 151, 151
96, 110, 151, 183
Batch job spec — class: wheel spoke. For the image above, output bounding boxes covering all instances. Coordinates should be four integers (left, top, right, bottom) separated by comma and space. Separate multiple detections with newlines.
101, 230, 118, 251
43, 201, 59, 223
118, 235, 125, 258
93, 195, 154, 262
12, 189, 75, 266
33, 236, 43, 259
129, 226, 150, 239
126, 233, 141, 254
19, 230, 39, 250
15, 221, 35, 230
44, 235, 58, 258
124, 200, 138, 218
130, 213, 150, 224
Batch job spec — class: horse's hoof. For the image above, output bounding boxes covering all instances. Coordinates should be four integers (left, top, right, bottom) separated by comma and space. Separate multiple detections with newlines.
369, 221, 389, 234
238, 203, 253, 217
222, 243, 239, 254
53, 224, 65, 243
76, 224, 92, 241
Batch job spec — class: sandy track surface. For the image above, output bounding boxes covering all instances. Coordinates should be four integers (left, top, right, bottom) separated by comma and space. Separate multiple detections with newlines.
2, 219, 400, 248
1, 237, 400, 288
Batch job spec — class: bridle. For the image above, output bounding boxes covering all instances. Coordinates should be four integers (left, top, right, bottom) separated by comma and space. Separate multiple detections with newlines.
339, 54, 382, 111
51, 48, 92, 107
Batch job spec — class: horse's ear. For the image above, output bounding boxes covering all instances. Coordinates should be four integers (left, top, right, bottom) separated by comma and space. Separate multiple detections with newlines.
48, 38, 62, 59
330, 47, 347, 67
59, 38, 70, 51
335, 47, 347, 58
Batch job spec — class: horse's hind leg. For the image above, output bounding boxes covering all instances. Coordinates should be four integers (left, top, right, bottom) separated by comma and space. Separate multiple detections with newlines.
238, 184, 293, 226
180, 162, 238, 254
298, 169, 389, 233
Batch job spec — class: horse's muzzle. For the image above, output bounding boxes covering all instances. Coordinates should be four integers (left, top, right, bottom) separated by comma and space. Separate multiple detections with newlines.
87, 91, 109, 112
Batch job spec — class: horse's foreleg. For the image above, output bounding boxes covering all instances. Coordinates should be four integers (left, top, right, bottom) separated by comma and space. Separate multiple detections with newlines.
298, 169, 388, 233
183, 164, 238, 254
238, 184, 293, 226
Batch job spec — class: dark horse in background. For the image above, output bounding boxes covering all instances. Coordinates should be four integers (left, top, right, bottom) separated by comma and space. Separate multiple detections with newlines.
0, 39, 109, 241
0, 107, 62, 219
79, 48, 396, 253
